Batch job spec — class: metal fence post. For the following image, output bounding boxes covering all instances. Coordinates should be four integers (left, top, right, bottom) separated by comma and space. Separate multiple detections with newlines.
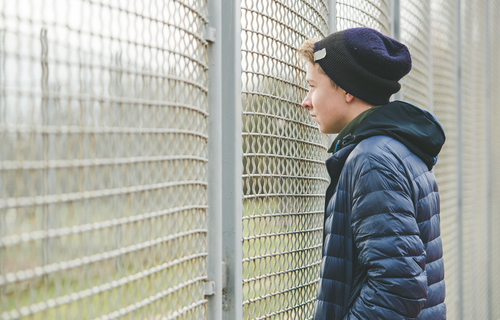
391, 0, 400, 40
206, 0, 223, 319
456, 0, 464, 319
220, 0, 243, 319
391, 0, 402, 101
328, 0, 337, 32
328, 0, 336, 146
427, 7, 434, 115
485, 0, 492, 318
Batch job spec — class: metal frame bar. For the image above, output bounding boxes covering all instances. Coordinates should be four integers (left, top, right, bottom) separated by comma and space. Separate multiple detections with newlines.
485, 0, 492, 318
391, 0, 402, 101
206, 0, 223, 319
426, 0, 434, 114
328, 0, 337, 33
456, 0, 464, 319
328, 0, 336, 146
220, 0, 243, 319
391, 0, 400, 40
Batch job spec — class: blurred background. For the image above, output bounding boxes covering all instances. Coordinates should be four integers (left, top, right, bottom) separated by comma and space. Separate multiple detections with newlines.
0, 0, 498, 319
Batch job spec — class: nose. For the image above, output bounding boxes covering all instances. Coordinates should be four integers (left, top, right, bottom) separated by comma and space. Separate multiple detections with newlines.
302, 91, 312, 109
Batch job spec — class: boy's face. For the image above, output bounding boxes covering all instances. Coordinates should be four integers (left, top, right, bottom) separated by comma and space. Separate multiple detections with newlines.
302, 63, 350, 134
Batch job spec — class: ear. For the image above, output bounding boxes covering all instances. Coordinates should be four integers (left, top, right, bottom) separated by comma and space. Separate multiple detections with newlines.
345, 92, 355, 103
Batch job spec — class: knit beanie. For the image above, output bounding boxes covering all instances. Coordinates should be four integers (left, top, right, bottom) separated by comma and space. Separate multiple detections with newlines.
313, 27, 412, 105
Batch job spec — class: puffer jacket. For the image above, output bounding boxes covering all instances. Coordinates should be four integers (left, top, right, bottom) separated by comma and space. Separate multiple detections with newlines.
313, 101, 446, 320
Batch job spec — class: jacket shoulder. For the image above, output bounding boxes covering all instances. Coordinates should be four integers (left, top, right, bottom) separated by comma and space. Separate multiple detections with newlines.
346, 135, 428, 176
352, 135, 413, 160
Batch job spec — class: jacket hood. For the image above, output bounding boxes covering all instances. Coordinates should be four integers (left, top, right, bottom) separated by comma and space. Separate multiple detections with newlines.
336, 101, 445, 170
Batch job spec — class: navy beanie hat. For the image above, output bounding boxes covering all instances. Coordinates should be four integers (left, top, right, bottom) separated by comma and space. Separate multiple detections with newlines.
313, 27, 412, 105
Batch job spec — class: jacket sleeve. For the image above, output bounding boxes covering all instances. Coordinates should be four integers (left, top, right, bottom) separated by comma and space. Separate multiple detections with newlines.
343, 152, 428, 319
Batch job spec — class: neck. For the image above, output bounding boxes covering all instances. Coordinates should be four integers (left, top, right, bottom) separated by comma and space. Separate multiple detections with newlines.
346, 99, 373, 123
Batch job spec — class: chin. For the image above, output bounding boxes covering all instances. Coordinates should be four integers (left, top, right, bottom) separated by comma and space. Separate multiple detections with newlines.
319, 128, 334, 134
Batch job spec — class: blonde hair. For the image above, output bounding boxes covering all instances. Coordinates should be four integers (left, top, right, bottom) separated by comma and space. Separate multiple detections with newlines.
298, 38, 338, 89
298, 38, 318, 64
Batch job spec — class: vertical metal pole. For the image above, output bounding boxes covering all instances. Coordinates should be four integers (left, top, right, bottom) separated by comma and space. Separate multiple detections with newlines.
485, 0, 492, 318
456, 0, 464, 319
391, 0, 402, 101
328, 0, 336, 146
0, 28, 4, 274
391, 0, 401, 40
426, 0, 434, 114
206, 0, 223, 318
328, 0, 336, 33
220, 0, 243, 319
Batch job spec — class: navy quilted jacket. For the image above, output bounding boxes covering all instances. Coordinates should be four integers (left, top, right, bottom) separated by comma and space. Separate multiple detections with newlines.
313, 101, 446, 320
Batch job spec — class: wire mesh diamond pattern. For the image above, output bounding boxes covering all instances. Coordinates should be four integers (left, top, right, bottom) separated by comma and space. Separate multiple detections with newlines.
240, 0, 329, 319
400, 0, 432, 110
336, 0, 390, 34
459, 0, 489, 319
3, 1, 500, 319
0, 0, 209, 319
429, 0, 459, 318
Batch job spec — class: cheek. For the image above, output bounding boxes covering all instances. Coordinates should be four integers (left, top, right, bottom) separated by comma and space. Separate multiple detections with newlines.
311, 89, 325, 109
310, 89, 319, 105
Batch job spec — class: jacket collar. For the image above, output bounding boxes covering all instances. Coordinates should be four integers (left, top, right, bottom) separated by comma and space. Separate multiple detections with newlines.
328, 106, 382, 153
325, 143, 356, 181
327, 101, 445, 170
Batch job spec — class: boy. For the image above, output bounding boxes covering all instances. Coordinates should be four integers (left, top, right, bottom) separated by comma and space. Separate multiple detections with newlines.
298, 28, 446, 319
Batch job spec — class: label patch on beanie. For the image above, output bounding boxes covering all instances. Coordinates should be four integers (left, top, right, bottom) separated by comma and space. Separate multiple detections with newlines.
314, 48, 326, 61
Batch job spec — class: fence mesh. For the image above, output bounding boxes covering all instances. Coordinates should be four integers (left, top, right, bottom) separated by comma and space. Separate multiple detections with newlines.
429, 0, 459, 318
472, 1, 489, 319
334, 0, 390, 144
240, 0, 329, 319
490, 1, 500, 319
0, 1, 209, 319
335, 0, 390, 34
2, 1, 500, 319
459, 1, 477, 317
400, 0, 432, 111
460, 0, 489, 319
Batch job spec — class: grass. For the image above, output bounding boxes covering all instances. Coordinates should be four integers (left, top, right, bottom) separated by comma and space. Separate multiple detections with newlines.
241, 198, 322, 319
2, 197, 321, 319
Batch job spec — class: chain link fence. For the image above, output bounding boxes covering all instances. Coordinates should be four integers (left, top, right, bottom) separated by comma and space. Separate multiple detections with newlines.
400, 0, 432, 111
0, 0, 209, 319
430, 0, 459, 319
2, 1, 500, 319
460, 0, 490, 319
240, 1, 329, 318
335, 0, 390, 34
